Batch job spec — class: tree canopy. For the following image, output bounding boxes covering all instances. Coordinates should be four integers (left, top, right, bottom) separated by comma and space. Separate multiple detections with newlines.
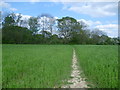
2, 13, 119, 45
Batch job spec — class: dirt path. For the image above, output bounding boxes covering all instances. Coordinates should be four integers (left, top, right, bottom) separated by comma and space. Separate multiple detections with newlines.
62, 49, 89, 88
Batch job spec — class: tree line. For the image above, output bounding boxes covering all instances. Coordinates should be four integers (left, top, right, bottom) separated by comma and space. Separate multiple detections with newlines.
2, 13, 119, 44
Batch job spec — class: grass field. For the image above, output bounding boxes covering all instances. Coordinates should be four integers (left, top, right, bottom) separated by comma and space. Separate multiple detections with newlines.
2, 45, 73, 88
75, 45, 118, 88
0, 44, 2, 89
2, 45, 118, 88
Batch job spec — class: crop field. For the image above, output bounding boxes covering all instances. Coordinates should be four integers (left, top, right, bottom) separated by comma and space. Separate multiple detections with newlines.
75, 45, 118, 88
2, 45, 118, 88
2, 45, 73, 88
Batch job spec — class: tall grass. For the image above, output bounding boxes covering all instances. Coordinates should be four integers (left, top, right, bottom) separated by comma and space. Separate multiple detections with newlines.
0, 44, 2, 89
75, 45, 118, 88
2, 45, 73, 88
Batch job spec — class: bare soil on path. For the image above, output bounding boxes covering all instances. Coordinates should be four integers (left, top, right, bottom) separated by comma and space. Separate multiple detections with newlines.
62, 49, 89, 88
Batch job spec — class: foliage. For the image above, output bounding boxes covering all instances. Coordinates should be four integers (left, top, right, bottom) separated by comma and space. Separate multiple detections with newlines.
57, 17, 82, 44
2, 13, 119, 45
75, 45, 118, 88
28, 17, 39, 34
2, 26, 33, 44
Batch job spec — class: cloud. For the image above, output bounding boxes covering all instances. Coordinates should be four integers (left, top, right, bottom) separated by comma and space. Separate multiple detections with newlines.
78, 19, 118, 37
78, 19, 101, 27
29, 0, 41, 4
63, 2, 117, 17
0, 1, 18, 11
54, 16, 59, 19
95, 24, 118, 37
9, 8, 17, 11
16, 13, 31, 20
30, 0, 40, 2
45, 0, 120, 2
21, 14, 31, 20
3, 0, 119, 2
0, 1, 10, 8
95, 24, 117, 29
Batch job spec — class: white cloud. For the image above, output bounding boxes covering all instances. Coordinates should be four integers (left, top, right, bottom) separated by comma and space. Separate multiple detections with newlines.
30, 0, 40, 2
0, 1, 18, 11
54, 0, 119, 2
0, 1, 10, 8
63, 2, 117, 17
29, 0, 41, 4
78, 19, 118, 37
21, 14, 31, 20
95, 24, 118, 37
78, 19, 101, 26
9, 8, 17, 11
54, 16, 59, 19
3, 0, 119, 2
16, 13, 31, 20
95, 24, 117, 29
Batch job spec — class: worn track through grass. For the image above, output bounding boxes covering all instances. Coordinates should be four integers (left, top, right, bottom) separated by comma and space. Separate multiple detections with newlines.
62, 49, 89, 88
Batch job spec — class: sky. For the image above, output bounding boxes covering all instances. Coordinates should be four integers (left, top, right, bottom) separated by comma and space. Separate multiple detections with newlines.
1, 0, 119, 37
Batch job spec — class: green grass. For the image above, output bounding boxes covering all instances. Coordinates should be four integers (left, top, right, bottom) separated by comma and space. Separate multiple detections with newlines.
74, 45, 118, 88
2, 45, 73, 88
2, 45, 118, 88
0, 44, 2, 89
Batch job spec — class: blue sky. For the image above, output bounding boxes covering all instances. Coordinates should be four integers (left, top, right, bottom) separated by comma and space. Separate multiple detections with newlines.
1, 1, 118, 37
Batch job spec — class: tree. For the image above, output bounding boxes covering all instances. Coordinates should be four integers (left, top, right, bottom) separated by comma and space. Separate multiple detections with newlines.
28, 17, 39, 34
38, 14, 55, 36
2, 13, 16, 27
58, 17, 77, 43
90, 29, 106, 44
57, 17, 81, 43
15, 13, 22, 26
48, 16, 56, 35
0, 11, 2, 29
50, 34, 61, 44
19, 19, 28, 28
41, 30, 51, 38
38, 14, 49, 35
2, 12, 115, 45
79, 20, 88, 30
2, 26, 33, 44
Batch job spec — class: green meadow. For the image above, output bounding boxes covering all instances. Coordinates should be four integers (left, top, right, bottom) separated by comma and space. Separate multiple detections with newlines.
2, 45, 73, 88
2, 45, 118, 88
75, 45, 118, 88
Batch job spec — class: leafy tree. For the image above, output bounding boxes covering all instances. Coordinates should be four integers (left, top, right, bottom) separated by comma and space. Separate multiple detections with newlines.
28, 17, 39, 34
57, 17, 81, 43
38, 14, 56, 36
90, 29, 106, 44
2, 26, 33, 44
15, 13, 22, 26
48, 16, 56, 35
2, 13, 16, 27
41, 31, 52, 38
2, 12, 117, 45
38, 14, 50, 35
50, 34, 61, 44
19, 19, 28, 28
